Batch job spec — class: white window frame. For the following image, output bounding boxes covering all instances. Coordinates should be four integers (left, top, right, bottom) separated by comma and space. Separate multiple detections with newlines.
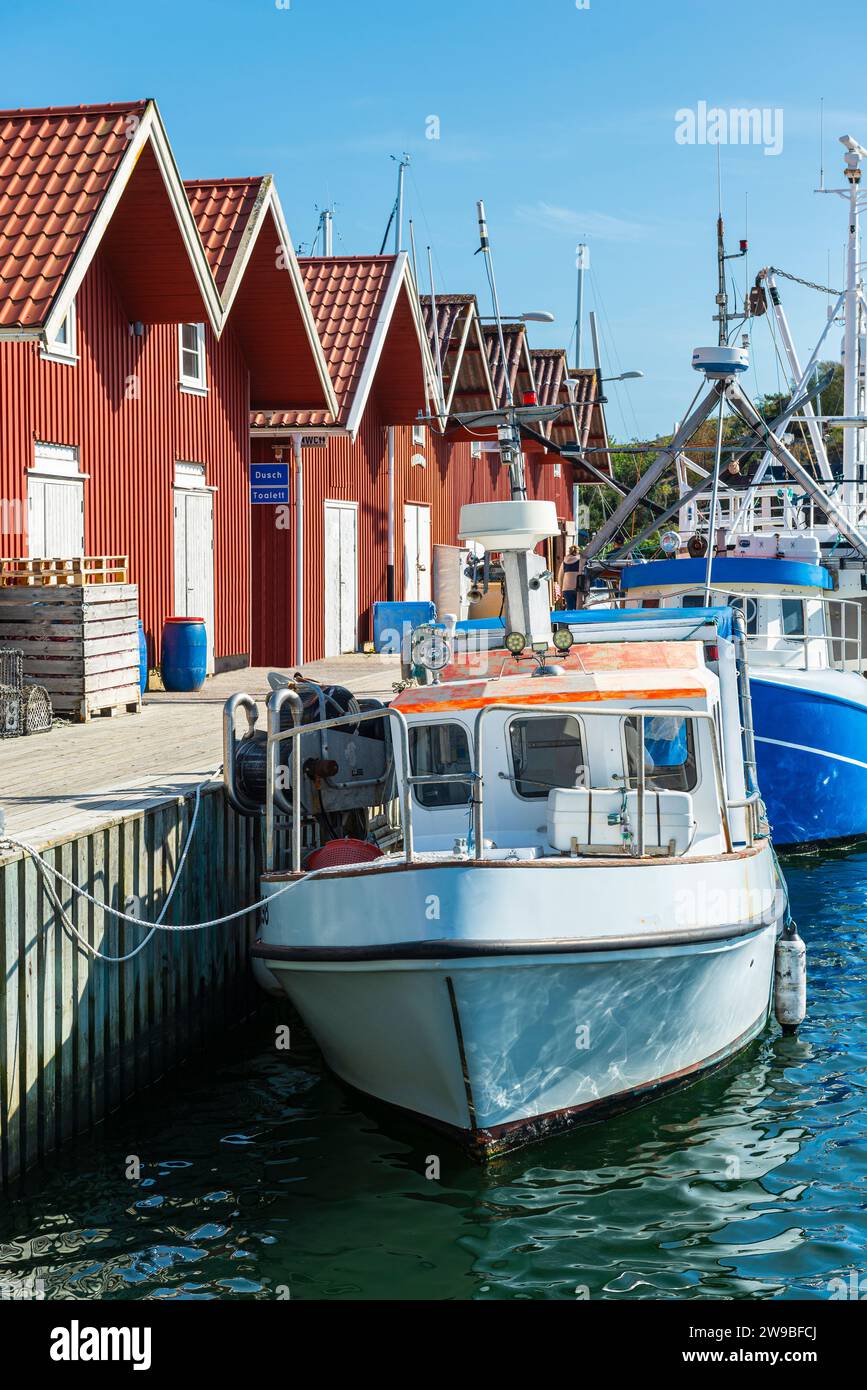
40, 300, 78, 365
470, 439, 482, 459
178, 322, 208, 395
412, 423, 427, 447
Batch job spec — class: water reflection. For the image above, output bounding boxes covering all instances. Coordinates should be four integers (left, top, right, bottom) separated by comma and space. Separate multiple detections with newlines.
0, 851, 864, 1300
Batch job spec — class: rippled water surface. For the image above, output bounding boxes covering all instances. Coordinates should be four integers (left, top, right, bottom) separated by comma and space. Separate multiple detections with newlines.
1, 849, 865, 1301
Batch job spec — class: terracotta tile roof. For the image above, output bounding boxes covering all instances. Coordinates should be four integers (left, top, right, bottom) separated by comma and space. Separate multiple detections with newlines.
184, 177, 265, 294
0, 100, 148, 330
483, 322, 528, 406
421, 293, 471, 366
251, 255, 396, 429
530, 348, 566, 410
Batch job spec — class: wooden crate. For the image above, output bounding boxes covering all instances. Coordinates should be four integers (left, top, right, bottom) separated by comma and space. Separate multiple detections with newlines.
0, 555, 128, 587
0, 582, 141, 722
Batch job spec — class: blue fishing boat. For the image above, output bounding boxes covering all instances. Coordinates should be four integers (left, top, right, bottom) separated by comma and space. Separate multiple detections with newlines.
614, 554, 867, 847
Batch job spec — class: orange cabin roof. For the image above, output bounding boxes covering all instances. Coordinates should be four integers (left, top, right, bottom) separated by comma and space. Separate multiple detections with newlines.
393, 642, 711, 714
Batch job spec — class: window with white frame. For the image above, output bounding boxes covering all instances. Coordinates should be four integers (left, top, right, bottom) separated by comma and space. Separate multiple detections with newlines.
412, 423, 426, 447
41, 300, 77, 364
470, 440, 482, 459
178, 323, 207, 392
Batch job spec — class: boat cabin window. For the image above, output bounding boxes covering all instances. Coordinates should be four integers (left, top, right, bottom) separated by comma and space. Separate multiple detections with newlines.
508, 715, 586, 799
409, 722, 472, 807
681, 593, 706, 609
781, 598, 805, 637
624, 715, 698, 793
641, 598, 660, 609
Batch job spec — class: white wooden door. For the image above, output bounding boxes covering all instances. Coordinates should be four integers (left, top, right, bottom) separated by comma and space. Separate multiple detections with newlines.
403, 503, 431, 602
324, 501, 358, 657
28, 443, 84, 558
174, 474, 215, 674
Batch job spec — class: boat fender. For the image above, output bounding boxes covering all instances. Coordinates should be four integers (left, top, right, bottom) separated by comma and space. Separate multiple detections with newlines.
774, 922, 807, 1035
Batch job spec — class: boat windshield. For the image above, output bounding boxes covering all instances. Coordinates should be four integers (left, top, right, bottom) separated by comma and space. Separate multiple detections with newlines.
508, 715, 586, 799
409, 722, 473, 807
624, 714, 698, 793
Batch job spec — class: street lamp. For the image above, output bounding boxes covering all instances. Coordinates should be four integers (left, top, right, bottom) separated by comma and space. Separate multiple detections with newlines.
480, 311, 556, 323
601, 370, 644, 382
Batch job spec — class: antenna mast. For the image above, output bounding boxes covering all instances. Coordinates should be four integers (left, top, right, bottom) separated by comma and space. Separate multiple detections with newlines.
575, 243, 588, 368
395, 152, 410, 254
475, 200, 525, 499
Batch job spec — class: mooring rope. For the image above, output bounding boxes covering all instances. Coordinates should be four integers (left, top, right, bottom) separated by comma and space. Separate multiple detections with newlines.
0, 766, 301, 961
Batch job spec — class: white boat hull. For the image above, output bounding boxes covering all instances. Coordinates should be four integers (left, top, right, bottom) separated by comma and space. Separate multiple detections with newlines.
255, 853, 781, 1157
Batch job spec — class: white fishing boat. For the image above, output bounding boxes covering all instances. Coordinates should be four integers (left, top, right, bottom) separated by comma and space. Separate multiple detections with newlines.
223, 210, 804, 1159
224, 496, 801, 1157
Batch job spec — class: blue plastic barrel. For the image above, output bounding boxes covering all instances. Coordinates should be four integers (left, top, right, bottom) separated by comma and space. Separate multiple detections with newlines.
161, 617, 207, 692
137, 620, 148, 694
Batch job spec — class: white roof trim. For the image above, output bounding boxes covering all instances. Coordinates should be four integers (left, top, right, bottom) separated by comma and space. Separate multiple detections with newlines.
345, 252, 439, 442
260, 183, 338, 420
36, 100, 222, 344
212, 176, 336, 416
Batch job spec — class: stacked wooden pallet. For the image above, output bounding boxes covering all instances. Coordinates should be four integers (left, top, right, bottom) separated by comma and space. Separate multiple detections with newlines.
0, 555, 128, 587
0, 583, 141, 722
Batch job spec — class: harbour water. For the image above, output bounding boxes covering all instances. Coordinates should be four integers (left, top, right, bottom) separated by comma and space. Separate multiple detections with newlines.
1, 847, 865, 1303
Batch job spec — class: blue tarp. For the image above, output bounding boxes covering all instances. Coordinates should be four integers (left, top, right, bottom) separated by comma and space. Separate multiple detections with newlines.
431, 606, 735, 639
555, 606, 735, 640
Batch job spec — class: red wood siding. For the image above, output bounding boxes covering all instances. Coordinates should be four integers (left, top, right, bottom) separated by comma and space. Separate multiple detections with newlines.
251, 388, 576, 667
0, 250, 251, 666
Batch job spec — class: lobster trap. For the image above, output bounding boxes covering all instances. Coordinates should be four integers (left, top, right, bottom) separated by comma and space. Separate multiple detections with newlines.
0, 647, 23, 691
0, 648, 53, 737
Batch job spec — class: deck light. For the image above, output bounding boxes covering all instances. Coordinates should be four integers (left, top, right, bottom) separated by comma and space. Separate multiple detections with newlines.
553, 629, 574, 652
505, 630, 526, 655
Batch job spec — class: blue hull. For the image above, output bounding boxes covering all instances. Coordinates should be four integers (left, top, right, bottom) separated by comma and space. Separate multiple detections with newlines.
751, 677, 867, 847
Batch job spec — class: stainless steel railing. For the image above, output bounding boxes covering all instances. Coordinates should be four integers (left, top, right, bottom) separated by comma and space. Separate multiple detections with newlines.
617, 586, 863, 672
471, 704, 737, 859
227, 675, 768, 873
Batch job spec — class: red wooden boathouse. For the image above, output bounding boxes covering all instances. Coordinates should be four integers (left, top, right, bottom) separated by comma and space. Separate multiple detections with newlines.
0, 100, 332, 672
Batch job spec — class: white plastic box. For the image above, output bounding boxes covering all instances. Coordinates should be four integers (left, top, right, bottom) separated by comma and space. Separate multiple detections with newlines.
547, 787, 696, 856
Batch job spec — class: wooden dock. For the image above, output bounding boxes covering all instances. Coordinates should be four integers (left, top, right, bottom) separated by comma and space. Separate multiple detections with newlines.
0, 654, 399, 1184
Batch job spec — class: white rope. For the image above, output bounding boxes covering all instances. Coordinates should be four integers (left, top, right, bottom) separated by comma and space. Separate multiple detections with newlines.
0, 766, 301, 959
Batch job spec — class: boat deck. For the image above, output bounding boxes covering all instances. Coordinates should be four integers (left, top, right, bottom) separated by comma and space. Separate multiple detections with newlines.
0, 654, 400, 858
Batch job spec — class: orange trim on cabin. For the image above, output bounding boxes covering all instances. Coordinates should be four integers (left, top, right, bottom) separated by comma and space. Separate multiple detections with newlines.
395, 686, 707, 715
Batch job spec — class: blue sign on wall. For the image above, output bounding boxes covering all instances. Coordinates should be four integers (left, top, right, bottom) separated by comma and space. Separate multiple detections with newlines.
251, 486, 289, 505
251, 463, 289, 487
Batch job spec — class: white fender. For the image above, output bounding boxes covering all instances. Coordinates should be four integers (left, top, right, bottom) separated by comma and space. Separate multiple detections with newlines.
775, 927, 807, 1034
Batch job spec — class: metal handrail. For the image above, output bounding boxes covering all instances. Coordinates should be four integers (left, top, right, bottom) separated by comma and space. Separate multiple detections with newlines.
618, 586, 863, 672
265, 702, 416, 873
472, 703, 736, 860
223, 693, 261, 818
263, 699, 750, 875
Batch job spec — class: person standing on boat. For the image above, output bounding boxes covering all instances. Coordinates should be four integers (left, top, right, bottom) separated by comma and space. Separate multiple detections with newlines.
557, 545, 581, 609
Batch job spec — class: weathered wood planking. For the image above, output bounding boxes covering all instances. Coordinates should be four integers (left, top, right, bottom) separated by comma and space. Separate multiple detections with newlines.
0, 582, 141, 723
0, 785, 262, 1186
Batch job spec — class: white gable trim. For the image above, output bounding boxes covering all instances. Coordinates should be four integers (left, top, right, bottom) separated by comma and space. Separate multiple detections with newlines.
345, 253, 439, 442
30, 101, 223, 346
215, 176, 337, 420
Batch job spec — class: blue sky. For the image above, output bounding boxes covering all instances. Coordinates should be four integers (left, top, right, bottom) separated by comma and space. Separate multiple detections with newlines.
5, 0, 864, 438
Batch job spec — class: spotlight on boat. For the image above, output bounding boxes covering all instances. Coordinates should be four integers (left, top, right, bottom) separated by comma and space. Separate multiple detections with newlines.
553, 628, 575, 652
505, 630, 526, 655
